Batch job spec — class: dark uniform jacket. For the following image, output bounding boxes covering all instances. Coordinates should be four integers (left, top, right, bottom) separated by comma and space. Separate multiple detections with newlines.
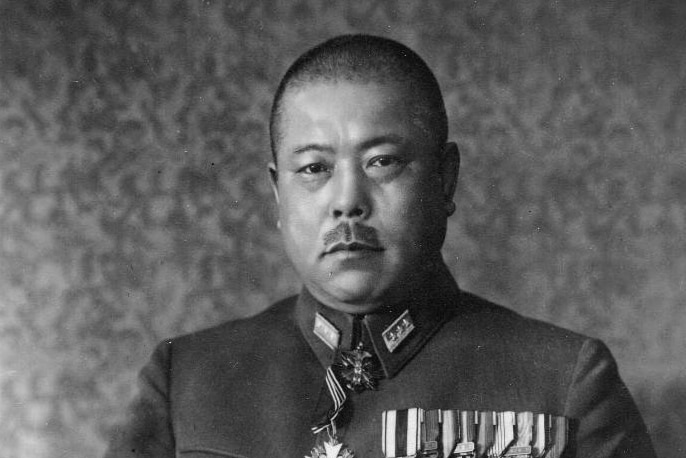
105, 269, 655, 458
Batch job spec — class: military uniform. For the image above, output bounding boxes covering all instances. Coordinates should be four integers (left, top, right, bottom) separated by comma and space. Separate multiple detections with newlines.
105, 267, 655, 457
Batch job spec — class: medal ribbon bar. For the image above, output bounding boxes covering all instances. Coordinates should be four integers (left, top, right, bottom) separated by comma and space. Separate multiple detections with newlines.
381, 409, 569, 458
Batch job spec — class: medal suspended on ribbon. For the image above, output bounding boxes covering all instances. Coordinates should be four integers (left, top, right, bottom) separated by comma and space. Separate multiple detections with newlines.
309, 367, 355, 458
309, 313, 381, 457
306, 423, 355, 458
381, 408, 569, 458
335, 342, 380, 393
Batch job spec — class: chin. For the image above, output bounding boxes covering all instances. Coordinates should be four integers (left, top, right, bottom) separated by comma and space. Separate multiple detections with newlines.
319, 271, 387, 312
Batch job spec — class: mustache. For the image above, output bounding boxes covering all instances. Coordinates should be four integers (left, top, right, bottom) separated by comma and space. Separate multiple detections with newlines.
323, 223, 381, 251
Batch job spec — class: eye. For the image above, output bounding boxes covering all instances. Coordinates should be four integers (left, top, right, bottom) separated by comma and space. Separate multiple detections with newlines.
369, 156, 399, 167
367, 155, 405, 168
365, 154, 408, 180
298, 163, 330, 175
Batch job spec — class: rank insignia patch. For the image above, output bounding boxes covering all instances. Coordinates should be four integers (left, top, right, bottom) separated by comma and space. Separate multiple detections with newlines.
382, 310, 415, 353
314, 313, 340, 350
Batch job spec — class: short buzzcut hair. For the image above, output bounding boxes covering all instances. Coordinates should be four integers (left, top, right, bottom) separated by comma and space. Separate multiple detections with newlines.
269, 34, 448, 162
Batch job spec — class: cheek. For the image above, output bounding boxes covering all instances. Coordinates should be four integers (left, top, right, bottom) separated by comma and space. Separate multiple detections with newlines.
279, 193, 322, 249
378, 183, 445, 246
383, 180, 442, 220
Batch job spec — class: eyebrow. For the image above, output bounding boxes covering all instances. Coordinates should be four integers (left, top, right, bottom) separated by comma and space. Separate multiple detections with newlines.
291, 144, 335, 155
291, 134, 407, 156
357, 134, 407, 152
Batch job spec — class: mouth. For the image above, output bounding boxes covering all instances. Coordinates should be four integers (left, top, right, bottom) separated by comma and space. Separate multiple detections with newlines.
324, 241, 384, 255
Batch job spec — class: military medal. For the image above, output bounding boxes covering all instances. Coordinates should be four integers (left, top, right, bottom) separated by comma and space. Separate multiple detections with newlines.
453, 410, 477, 457
491, 411, 516, 457
476, 410, 495, 457
382, 408, 423, 457
442, 409, 460, 457
310, 316, 385, 458
504, 412, 533, 457
306, 439, 354, 458
381, 408, 569, 458
306, 425, 355, 458
336, 342, 379, 392
545, 415, 568, 458
421, 409, 442, 456
310, 367, 355, 458
532, 414, 547, 457
532, 413, 568, 458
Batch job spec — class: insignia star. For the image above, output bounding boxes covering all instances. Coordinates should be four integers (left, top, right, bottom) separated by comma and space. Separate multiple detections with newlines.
324, 440, 343, 458
335, 342, 379, 393
306, 438, 354, 458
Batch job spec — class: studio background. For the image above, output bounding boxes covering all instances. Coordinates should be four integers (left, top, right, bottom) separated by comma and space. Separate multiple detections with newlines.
1, 1, 684, 457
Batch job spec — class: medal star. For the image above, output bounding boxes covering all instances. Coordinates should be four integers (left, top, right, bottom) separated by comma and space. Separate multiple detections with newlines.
335, 342, 380, 393
324, 440, 343, 458
306, 438, 354, 458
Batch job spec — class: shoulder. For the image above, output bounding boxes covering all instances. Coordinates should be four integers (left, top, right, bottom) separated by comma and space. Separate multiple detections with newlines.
447, 290, 590, 353
425, 290, 597, 396
431, 292, 655, 456
413, 290, 624, 415
157, 295, 301, 363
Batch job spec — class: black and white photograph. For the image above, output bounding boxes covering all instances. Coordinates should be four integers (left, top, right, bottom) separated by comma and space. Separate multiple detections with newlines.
0, 1, 683, 457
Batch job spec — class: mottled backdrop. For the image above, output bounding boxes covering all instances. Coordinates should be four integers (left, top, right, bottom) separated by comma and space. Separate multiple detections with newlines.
0, 0, 684, 457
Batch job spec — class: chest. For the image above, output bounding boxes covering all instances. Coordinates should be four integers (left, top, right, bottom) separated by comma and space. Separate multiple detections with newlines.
169, 344, 567, 457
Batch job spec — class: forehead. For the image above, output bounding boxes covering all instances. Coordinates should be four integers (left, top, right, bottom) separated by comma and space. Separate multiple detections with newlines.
285, 81, 406, 119
277, 81, 429, 151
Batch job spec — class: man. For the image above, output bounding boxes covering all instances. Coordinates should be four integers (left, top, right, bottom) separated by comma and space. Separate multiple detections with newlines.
105, 35, 655, 458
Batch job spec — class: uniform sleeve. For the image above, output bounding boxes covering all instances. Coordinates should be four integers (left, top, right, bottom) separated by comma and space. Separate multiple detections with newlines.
104, 341, 176, 458
564, 338, 656, 458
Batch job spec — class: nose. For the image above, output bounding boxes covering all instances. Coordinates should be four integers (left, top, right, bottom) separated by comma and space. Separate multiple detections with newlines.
329, 163, 370, 220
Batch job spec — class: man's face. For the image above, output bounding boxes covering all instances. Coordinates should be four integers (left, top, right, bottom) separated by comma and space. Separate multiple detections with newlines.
270, 81, 457, 313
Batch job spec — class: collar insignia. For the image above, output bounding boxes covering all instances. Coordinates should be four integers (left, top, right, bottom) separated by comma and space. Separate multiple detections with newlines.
314, 312, 340, 350
382, 309, 415, 353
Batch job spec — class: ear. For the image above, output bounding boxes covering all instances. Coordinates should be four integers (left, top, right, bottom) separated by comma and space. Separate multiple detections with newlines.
440, 142, 460, 201
268, 162, 280, 205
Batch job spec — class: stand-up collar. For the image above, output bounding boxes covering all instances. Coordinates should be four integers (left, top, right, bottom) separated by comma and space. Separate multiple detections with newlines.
295, 264, 460, 379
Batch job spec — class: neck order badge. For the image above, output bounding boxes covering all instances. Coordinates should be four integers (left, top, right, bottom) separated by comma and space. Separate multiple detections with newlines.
308, 367, 355, 458
336, 342, 379, 392
308, 308, 421, 457
309, 312, 387, 457
306, 428, 355, 458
